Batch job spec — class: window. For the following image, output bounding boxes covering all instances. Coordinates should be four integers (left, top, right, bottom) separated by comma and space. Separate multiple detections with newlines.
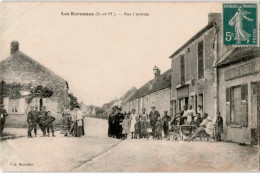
226, 84, 248, 127
8, 98, 25, 114
9, 99, 19, 114
197, 93, 203, 109
178, 97, 189, 111
198, 41, 204, 78
180, 55, 185, 84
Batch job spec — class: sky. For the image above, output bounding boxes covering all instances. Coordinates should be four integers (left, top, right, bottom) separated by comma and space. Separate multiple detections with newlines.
0, 2, 222, 106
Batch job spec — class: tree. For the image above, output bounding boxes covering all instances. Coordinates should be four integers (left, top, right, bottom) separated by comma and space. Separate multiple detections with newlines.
68, 93, 79, 108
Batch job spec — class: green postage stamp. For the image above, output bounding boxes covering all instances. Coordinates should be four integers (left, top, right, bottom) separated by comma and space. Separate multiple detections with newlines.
223, 3, 258, 46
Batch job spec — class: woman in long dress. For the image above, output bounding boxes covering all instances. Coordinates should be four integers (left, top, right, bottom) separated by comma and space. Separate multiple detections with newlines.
74, 106, 84, 137
229, 6, 253, 44
139, 108, 148, 138
122, 114, 130, 139
129, 109, 137, 139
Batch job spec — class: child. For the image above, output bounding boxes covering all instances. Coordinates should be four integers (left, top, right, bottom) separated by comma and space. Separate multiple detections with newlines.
122, 114, 130, 140
134, 117, 141, 139
214, 112, 223, 141
155, 118, 163, 140
46, 111, 56, 137
147, 119, 153, 140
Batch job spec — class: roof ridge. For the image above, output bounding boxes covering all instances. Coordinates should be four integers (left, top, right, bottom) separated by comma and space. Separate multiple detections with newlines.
169, 22, 214, 59
18, 51, 67, 83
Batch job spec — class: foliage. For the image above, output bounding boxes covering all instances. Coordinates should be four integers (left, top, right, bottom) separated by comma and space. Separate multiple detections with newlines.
68, 93, 79, 109
0, 80, 53, 104
95, 107, 105, 114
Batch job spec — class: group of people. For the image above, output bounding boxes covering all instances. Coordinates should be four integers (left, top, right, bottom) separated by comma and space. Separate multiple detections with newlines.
108, 104, 223, 141
27, 105, 56, 138
1, 102, 85, 139
27, 104, 86, 138
108, 106, 172, 140
60, 105, 85, 138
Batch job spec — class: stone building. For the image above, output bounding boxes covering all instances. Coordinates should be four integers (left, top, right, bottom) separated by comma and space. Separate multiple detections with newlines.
0, 41, 69, 126
217, 47, 260, 145
169, 13, 230, 119
102, 87, 137, 114
123, 67, 171, 116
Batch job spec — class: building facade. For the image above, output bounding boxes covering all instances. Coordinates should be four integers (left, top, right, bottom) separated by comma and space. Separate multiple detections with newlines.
169, 13, 230, 119
217, 47, 260, 145
123, 67, 171, 116
0, 41, 69, 126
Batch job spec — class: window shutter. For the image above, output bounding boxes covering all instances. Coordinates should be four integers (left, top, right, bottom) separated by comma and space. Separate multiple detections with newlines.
180, 55, 185, 84
198, 41, 204, 78
226, 87, 231, 126
241, 84, 248, 127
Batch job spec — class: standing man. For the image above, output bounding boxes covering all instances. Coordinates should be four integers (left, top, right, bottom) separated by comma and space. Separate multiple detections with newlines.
108, 107, 116, 137
149, 106, 160, 134
38, 106, 48, 137
46, 111, 56, 137
0, 103, 8, 139
117, 107, 124, 139
182, 105, 189, 122
33, 105, 40, 136
162, 111, 171, 139
27, 106, 36, 138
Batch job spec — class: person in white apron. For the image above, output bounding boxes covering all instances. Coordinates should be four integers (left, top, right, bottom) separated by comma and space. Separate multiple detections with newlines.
129, 109, 137, 139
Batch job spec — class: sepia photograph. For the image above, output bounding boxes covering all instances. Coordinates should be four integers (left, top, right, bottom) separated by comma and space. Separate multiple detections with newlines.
0, 1, 259, 172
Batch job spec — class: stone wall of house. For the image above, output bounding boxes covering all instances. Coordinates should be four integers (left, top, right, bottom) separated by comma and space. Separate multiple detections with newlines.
143, 88, 171, 116
218, 57, 260, 145
170, 13, 231, 119
126, 88, 171, 116
171, 28, 216, 118
0, 51, 68, 123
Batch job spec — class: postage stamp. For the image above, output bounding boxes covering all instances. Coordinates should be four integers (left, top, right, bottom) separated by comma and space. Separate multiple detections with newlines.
223, 3, 258, 46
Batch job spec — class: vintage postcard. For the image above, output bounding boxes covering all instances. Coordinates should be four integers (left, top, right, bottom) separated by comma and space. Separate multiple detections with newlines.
0, 1, 259, 172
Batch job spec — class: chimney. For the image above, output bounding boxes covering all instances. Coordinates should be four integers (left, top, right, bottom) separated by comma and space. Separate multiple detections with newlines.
10, 41, 19, 55
153, 66, 161, 78
208, 13, 221, 26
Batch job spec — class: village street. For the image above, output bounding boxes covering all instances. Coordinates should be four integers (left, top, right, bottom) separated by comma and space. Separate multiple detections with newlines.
0, 117, 259, 172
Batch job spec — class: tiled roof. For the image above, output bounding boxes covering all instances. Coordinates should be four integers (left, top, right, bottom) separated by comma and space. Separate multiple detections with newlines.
127, 69, 171, 102
217, 47, 260, 67
0, 51, 67, 83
